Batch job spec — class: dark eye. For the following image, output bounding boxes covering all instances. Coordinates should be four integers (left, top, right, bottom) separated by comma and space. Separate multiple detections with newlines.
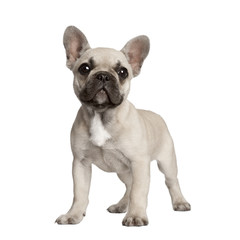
78, 63, 91, 75
117, 67, 128, 80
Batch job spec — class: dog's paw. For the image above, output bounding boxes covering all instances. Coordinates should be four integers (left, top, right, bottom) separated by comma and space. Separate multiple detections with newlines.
173, 201, 191, 211
107, 203, 128, 213
55, 213, 84, 225
122, 215, 148, 227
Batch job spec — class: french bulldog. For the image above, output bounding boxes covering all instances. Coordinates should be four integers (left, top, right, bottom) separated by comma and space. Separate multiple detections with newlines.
56, 26, 191, 227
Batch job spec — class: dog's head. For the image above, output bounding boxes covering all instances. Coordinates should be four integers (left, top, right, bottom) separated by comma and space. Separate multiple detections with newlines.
63, 26, 150, 111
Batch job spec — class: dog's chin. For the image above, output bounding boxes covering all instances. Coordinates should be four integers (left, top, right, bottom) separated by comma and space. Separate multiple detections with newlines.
81, 89, 123, 111
94, 89, 109, 104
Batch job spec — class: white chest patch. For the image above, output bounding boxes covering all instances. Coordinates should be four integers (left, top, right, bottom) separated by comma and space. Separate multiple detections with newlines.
90, 113, 111, 147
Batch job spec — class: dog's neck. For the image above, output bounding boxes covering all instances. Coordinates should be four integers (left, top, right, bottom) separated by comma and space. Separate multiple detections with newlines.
81, 100, 130, 147
82, 100, 129, 126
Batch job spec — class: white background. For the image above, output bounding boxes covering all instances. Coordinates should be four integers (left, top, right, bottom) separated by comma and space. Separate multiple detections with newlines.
0, 0, 239, 239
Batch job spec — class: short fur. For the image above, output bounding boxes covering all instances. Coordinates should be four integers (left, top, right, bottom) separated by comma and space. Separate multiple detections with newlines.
56, 26, 190, 227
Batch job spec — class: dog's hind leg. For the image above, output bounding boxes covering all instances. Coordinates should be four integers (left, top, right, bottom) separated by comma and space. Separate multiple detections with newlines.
107, 171, 132, 213
156, 144, 191, 211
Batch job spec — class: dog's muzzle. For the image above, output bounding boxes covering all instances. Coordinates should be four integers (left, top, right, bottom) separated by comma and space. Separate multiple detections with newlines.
79, 71, 123, 109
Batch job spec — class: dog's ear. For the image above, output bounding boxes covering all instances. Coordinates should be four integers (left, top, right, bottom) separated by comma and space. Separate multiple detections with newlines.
121, 35, 150, 77
63, 26, 90, 69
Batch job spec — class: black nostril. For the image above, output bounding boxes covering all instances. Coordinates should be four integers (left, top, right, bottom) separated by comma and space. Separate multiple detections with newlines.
96, 72, 110, 82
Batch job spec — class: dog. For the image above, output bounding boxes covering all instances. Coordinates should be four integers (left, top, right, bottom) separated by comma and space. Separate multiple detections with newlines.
56, 26, 191, 227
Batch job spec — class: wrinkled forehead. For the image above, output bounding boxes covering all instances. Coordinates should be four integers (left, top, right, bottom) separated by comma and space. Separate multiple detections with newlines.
79, 47, 129, 67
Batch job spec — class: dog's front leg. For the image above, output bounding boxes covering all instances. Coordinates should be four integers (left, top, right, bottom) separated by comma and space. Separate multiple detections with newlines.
56, 159, 92, 224
122, 160, 150, 227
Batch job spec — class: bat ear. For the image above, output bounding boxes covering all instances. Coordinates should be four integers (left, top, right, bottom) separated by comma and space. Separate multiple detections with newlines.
63, 26, 90, 69
121, 35, 150, 77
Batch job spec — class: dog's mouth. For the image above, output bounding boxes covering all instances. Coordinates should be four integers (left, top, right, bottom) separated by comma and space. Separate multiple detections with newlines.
79, 80, 123, 110
94, 88, 110, 104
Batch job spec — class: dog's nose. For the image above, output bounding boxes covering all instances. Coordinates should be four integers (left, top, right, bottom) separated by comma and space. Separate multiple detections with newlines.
96, 72, 110, 82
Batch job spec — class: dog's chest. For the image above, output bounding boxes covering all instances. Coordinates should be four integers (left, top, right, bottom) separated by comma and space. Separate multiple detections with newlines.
98, 148, 130, 173
89, 113, 111, 147
88, 113, 130, 172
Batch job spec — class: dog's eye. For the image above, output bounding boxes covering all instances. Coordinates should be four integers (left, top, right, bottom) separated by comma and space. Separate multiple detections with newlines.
78, 63, 91, 75
117, 67, 128, 80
